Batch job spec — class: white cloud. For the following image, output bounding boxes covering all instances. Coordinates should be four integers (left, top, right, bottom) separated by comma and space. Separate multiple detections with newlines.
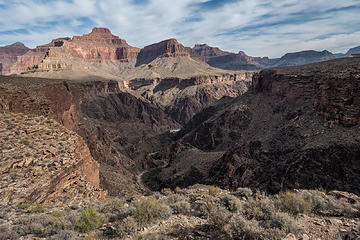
0, 0, 360, 57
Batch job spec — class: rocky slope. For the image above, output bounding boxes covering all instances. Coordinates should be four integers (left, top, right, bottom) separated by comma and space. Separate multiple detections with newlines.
0, 112, 106, 206
272, 50, 336, 67
335, 46, 360, 58
0, 75, 181, 197
146, 57, 360, 195
0, 42, 29, 74
192, 44, 232, 62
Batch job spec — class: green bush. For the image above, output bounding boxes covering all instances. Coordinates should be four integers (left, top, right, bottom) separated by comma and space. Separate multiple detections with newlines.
48, 210, 66, 218
31, 204, 45, 214
19, 203, 30, 210
134, 197, 171, 225
76, 207, 102, 233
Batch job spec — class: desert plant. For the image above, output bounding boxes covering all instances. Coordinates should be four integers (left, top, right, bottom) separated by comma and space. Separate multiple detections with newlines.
134, 197, 171, 225
30, 204, 45, 214
161, 188, 173, 195
209, 186, 221, 196
221, 194, 243, 212
277, 191, 313, 215
76, 207, 102, 233
208, 206, 231, 230
171, 200, 191, 214
18, 203, 30, 210
48, 210, 66, 218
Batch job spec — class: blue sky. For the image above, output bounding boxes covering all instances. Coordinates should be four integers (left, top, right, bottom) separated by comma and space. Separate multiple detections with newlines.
0, 0, 360, 57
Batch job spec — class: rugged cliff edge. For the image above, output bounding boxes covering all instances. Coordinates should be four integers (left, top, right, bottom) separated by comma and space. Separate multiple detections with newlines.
145, 57, 360, 195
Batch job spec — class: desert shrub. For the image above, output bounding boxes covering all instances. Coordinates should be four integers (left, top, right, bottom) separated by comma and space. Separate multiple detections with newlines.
18, 203, 30, 210
0, 224, 20, 240
299, 190, 357, 217
267, 211, 301, 234
48, 210, 66, 218
114, 216, 138, 238
171, 200, 191, 214
174, 186, 182, 193
30, 204, 45, 214
277, 191, 313, 215
232, 187, 253, 199
208, 206, 231, 230
76, 207, 102, 233
221, 194, 243, 212
245, 196, 277, 221
13, 214, 72, 238
49, 230, 80, 240
134, 197, 172, 226
19, 138, 30, 146
161, 188, 173, 195
209, 186, 221, 196
228, 214, 265, 240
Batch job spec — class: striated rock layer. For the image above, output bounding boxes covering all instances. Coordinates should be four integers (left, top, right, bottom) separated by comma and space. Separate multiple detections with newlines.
11, 28, 140, 74
0, 112, 106, 206
136, 39, 190, 66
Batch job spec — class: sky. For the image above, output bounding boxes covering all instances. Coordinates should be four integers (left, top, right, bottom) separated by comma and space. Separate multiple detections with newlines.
0, 0, 360, 58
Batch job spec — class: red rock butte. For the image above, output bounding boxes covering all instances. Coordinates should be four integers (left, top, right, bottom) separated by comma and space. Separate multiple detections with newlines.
72, 27, 128, 46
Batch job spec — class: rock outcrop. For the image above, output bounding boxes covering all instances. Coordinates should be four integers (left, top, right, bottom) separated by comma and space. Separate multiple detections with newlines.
129, 72, 254, 124
0, 42, 29, 74
10, 38, 70, 73
192, 44, 232, 62
136, 39, 190, 66
0, 112, 106, 206
148, 57, 360, 195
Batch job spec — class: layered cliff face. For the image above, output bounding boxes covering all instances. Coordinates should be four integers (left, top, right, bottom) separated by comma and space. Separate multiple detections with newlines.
136, 39, 190, 66
0, 42, 29, 74
146, 57, 360, 195
11, 28, 140, 74
192, 44, 232, 62
0, 112, 106, 206
128, 71, 254, 124
10, 38, 70, 73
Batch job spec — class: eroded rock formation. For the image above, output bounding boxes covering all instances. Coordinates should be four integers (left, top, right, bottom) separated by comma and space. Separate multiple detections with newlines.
0, 112, 106, 205
0, 42, 29, 74
136, 39, 190, 66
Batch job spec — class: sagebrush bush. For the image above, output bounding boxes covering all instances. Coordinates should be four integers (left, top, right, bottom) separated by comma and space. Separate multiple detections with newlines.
208, 206, 231, 230
134, 197, 172, 226
171, 200, 191, 214
76, 207, 102, 233
277, 191, 313, 215
221, 194, 243, 212
299, 190, 357, 217
228, 214, 264, 240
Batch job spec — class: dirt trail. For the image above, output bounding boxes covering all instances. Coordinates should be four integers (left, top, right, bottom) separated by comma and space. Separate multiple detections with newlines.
137, 160, 169, 194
